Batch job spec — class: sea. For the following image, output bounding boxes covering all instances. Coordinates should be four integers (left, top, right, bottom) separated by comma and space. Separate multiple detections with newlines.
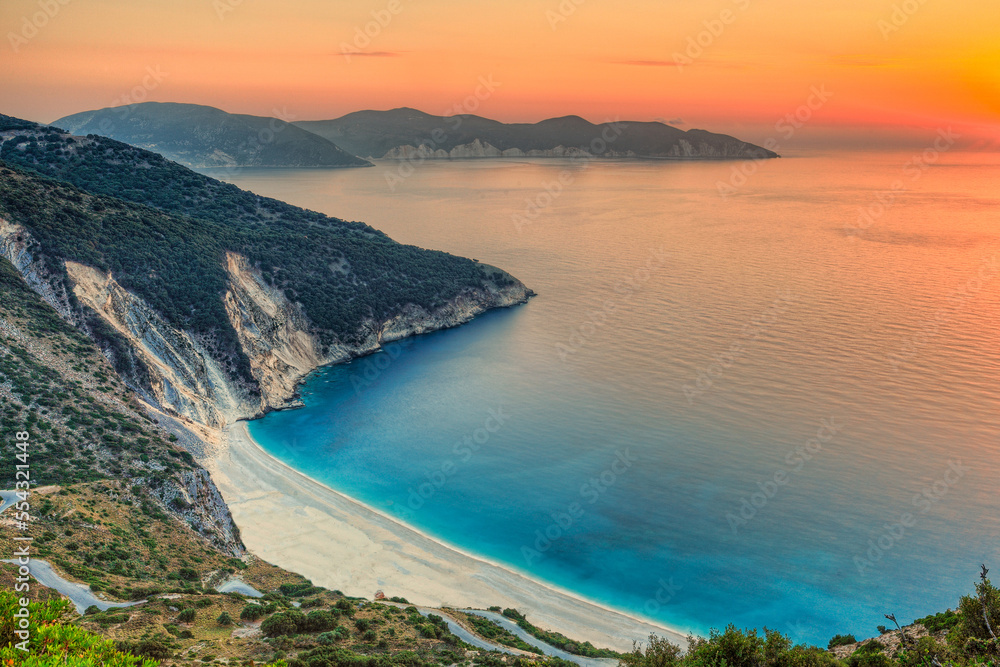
210, 148, 1000, 646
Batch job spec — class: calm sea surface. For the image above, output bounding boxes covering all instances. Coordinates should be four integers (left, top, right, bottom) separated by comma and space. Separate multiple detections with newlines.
214, 151, 1000, 644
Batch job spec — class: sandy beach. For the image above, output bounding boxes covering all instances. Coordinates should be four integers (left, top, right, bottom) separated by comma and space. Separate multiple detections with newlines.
204, 422, 689, 652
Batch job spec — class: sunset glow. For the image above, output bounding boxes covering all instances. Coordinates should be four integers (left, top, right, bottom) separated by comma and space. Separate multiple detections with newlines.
2, 0, 999, 142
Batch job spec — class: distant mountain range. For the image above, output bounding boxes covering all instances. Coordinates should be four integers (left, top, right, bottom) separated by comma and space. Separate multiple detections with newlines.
297, 107, 779, 160
52, 102, 372, 169
52, 103, 778, 166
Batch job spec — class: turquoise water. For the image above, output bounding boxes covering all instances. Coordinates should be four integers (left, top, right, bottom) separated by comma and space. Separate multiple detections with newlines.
221, 151, 1000, 645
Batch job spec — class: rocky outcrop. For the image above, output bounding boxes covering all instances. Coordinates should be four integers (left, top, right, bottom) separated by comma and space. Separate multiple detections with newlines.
667, 139, 766, 159
0, 218, 76, 321
381, 138, 767, 160
222, 251, 531, 418
2, 217, 533, 432
153, 469, 244, 556
0, 230, 532, 429
382, 141, 601, 160
66, 261, 259, 428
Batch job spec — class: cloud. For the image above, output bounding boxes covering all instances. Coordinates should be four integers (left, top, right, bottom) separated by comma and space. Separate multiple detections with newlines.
612, 58, 746, 69
615, 59, 674, 67
341, 51, 402, 58
655, 117, 685, 126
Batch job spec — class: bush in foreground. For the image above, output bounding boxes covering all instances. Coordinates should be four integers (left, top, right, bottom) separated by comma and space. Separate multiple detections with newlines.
0, 590, 157, 667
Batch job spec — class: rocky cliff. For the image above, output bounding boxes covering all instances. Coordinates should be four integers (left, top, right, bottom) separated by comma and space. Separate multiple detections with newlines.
383, 139, 599, 159
297, 107, 779, 161
381, 138, 769, 160
0, 217, 532, 430
0, 245, 246, 555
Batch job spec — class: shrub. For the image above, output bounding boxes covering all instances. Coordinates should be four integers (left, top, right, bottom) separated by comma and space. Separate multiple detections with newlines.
241, 603, 266, 621
119, 637, 172, 661
828, 634, 857, 649
317, 629, 348, 645
261, 611, 303, 637
620, 634, 682, 667
0, 590, 157, 666
954, 567, 1000, 647
305, 610, 336, 632
913, 610, 960, 634
418, 624, 442, 639
217, 611, 234, 626
846, 640, 892, 667
178, 608, 196, 623
896, 636, 955, 667
502, 608, 525, 621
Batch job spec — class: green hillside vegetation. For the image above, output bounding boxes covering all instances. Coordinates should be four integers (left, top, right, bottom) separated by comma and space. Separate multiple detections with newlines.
622, 569, 1000, 667
52, 102, 371, 169
0, 114, 519, 388
0, 257, 556, 667
0, 590, 159, 667
501, 608, 621, 659
0, 257, 195, 487
457, 613, 543, 655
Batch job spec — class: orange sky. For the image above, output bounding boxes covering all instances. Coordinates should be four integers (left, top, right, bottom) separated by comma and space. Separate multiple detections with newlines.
1, 0, 999, 144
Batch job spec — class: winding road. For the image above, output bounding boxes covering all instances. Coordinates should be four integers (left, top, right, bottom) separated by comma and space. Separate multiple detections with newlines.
1, 559, 141, 614
380, 601, 619, 666
461, 609, 619, 667
0, 490, 20, 514
381, 601, 522, 654
216, 577, 264, 597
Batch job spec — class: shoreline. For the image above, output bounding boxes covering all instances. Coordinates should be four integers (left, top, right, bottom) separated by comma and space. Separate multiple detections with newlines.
204, 421, 690, 652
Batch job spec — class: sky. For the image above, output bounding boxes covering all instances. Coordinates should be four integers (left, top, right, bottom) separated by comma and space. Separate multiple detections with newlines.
1, 0, 999, 146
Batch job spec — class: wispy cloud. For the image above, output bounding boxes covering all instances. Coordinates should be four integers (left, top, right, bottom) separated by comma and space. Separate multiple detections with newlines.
612, 58, 746, 70
339, 51, 402, 58
616, 59, 674, 67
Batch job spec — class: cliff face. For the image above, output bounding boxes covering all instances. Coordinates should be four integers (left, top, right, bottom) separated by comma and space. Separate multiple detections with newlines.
0, 218, 531, 429
221, 251, 531, 420
381, 137, 771, 160
0, 232, 246, 556
153, 468, 244, 555
383, 140, 598, 159
1, 213, 530, 555
0, 217, 76, 321
66, 260, 259, 428
297, 108, 779, 160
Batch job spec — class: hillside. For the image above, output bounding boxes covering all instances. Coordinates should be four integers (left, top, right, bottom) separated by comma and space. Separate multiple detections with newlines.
0, 266, 561, 666
295, 107, 779, 160
52, 102, 371, 169
0, 113, 532, 427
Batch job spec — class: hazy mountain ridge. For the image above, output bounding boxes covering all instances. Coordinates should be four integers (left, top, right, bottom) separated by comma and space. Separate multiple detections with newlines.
52, 102, 372, 169
296, 107, 779, 160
